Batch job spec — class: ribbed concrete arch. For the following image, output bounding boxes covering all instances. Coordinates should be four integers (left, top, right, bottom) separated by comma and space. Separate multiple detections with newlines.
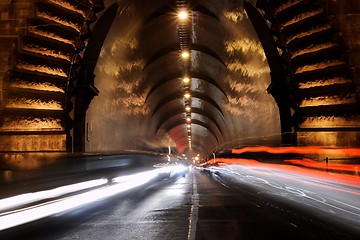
145, 72, 228, 101
157, 116, 222, 143
191, 1, 224, 19
143, 4, 177, 23
146, 78, 227, 109
154, 108, 225, 136
148, 98, 227, 141
140, 13, 180, 67
142, 51, 183, 90
191, 43, 226, 66
189, 129, 219, 152
150, 94, 224, 119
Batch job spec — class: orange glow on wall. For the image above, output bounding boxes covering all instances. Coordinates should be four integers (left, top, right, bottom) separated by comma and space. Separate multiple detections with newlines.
297, 76, 351, 89
6, 97, 63, 110
49, 0, 87, 18
300, 94, 357, 107
10, 80, 64, 93
28, 27, 75, 47
17, 61, 67, 77
231, 146, 360, 157
300, 115, 360, 128
1, 117, 63, 131
36, 11, 81, 32
0, 134, 66, 152
23, 45, 71, 62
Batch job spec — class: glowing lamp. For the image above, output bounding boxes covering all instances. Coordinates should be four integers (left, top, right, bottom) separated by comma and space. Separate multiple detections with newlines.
178, 11, 188, 20
181, 51, 189, 59
184, 93, 191, 99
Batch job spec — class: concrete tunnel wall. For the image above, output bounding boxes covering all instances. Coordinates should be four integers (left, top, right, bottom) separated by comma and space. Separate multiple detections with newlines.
85, 0, 280, 154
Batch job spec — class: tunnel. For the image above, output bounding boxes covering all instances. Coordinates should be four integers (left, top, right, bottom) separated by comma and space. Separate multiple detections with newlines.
0, 0, 360, 168
0, 1, 360, 239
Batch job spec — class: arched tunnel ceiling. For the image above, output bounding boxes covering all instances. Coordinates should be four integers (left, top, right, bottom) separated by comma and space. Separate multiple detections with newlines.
136, 0, 277, 156
85, 0, 282, 157
140, 2, 233, 155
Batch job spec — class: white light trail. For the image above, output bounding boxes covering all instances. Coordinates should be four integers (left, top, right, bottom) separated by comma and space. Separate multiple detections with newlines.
0, 179, 108, 212
207, 163, 360, 233
0, 165, 188, 231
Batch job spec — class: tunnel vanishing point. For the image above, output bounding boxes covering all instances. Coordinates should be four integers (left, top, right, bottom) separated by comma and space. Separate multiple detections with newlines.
0, 0, 359, 169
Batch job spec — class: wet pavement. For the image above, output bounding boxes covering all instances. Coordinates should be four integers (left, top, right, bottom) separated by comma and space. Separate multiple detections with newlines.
0, 170, 358, 240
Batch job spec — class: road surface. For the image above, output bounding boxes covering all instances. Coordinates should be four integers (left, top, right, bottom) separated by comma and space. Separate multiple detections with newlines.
0, 167, 358, 240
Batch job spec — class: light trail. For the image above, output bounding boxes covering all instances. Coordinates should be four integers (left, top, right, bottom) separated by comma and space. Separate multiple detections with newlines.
0, 165, 189, 231
204, 161, 360, 234
231, 146, 360, 156
0, 179, 108, 212
229, 146, 360, 173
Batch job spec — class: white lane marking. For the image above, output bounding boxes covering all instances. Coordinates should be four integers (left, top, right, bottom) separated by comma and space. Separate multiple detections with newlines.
187, 172, 199, 240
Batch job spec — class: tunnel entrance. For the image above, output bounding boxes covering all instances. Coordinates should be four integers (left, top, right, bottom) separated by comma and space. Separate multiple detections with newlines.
80, 1, 282, 156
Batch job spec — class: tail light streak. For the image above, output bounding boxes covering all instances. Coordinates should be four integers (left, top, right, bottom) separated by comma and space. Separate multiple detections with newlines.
207, 162, 360, 233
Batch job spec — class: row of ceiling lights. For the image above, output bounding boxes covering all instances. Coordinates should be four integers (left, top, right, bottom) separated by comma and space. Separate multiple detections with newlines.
177, 6, 192, 149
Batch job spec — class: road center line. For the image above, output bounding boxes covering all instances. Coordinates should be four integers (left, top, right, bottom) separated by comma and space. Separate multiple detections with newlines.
187, 171, 199, 240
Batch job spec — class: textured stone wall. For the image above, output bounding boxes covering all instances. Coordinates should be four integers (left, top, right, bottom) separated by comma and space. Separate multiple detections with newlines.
0, 0, 101, 169
85, 2, 152, 152
308, 0, 360, 147
0, 1, 37, 153
323, 0, 360, 85
0, 1, 33, 102
254, 0, 360, 147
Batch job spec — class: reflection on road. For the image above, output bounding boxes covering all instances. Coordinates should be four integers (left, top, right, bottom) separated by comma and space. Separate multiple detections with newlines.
203, 158, 360, 235
0, 164, 189, 231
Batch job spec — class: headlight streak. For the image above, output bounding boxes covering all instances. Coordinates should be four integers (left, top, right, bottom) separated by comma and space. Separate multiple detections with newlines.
225, 163, 360, 197
207, 163, 360, 232
0, 165, 187, 231
0, 179, 108, 212
245, 167, 360, 218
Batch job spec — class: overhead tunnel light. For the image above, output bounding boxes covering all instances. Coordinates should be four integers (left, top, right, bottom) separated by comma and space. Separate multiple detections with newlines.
178, 10, 188, 20
185, 106, 191, 111
184, 93, 191, 99
183, 77, 190, 84
181, 51, 189, 59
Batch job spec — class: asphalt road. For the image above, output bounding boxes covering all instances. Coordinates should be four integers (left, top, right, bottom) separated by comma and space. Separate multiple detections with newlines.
0, 169, 357, 240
